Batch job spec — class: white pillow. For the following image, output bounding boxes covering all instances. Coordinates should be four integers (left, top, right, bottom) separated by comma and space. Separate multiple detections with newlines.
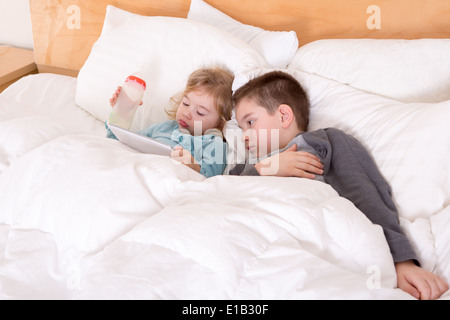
291, 69, 450, 221
288, 39, 450, 103
75, 5, 266, 132
187, 0, 298, 69
232, 67, 450, 221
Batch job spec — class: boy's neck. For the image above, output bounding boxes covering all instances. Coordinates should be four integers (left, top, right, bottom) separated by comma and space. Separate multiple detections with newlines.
279, 127, 304, 150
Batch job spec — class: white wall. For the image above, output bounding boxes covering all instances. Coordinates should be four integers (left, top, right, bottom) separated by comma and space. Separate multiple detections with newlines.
0, 0, 34, 49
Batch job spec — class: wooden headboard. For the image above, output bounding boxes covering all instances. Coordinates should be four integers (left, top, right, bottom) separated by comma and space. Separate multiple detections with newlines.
29, 0, 450, 77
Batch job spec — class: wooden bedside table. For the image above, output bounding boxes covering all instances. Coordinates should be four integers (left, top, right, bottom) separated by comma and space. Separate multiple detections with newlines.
0, 46, 38, 93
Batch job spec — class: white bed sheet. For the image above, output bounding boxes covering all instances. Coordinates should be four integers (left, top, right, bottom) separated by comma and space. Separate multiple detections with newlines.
0, 73, 104, 173
0, 73, 449, 300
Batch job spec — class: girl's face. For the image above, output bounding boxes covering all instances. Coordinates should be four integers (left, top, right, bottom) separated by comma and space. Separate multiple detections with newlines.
176, 88, 222, 135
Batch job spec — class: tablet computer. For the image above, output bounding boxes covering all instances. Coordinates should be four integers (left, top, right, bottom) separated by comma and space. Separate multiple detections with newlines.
108, 124, 172, 156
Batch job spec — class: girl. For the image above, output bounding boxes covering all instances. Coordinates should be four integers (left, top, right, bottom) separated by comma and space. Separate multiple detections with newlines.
106, 67, 234, 178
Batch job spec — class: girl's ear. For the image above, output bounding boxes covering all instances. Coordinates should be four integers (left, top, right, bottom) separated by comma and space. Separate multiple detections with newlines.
278, 104, 294, 129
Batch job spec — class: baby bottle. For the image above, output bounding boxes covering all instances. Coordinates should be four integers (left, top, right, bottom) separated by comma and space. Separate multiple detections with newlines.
108, 75, 147, 130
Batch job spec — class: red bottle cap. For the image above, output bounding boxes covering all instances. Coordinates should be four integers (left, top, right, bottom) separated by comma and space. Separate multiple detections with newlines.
126, 75, 146, 89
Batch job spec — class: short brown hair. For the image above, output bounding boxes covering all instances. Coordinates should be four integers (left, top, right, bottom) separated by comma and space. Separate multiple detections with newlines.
166, 67, 234, 128
232, 71, 309, 131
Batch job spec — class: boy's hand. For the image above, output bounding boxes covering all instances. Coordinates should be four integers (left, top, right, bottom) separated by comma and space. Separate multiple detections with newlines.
396, 260, 449, 300
171, 146, 201, 173
109, 86, 143, 107
255, 144, 324, 178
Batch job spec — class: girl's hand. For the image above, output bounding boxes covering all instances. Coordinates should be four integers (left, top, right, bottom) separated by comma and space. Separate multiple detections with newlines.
109, 86, 144, 107
171, 146, 201, 173
255, 144, 324, 178
109, 86, 122, 107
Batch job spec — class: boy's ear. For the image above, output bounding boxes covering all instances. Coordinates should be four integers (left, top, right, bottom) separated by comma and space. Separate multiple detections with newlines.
278, 104, 294, 129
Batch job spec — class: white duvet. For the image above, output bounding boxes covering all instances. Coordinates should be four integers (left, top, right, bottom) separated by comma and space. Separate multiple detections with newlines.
0, 71, 449, 300
0, 133, 403, 299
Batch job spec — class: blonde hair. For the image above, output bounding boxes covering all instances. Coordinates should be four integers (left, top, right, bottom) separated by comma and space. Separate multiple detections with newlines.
166, 67, 234, 129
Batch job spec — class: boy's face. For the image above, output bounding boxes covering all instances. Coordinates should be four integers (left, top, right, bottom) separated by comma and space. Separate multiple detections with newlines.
235, 97, 282, 158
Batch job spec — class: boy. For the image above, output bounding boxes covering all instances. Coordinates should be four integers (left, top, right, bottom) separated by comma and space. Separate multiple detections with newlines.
230, 71, 448, 300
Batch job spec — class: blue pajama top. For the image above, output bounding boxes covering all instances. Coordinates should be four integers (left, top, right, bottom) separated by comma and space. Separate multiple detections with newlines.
106, 120, 227, 178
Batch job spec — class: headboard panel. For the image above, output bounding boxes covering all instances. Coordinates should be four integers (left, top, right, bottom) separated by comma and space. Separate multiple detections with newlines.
29, 0, 450, 76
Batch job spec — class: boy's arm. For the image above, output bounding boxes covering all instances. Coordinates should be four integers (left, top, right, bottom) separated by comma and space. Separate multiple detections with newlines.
229, 144, 324, 178
303, 128, 450, 299
300, 128, 449, 299
396, 260, 448, 300
303, 128, 420, 264
254, 144, 323, 178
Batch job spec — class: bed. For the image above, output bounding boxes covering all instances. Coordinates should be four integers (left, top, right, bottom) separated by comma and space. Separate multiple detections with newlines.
1, 0, 449, 300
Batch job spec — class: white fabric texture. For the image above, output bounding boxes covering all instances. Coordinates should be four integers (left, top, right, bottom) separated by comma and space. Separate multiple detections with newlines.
292, 70, 450, 221
0, 74, 104, 174
187, 0, 298, 68
288, 39, 450, 103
